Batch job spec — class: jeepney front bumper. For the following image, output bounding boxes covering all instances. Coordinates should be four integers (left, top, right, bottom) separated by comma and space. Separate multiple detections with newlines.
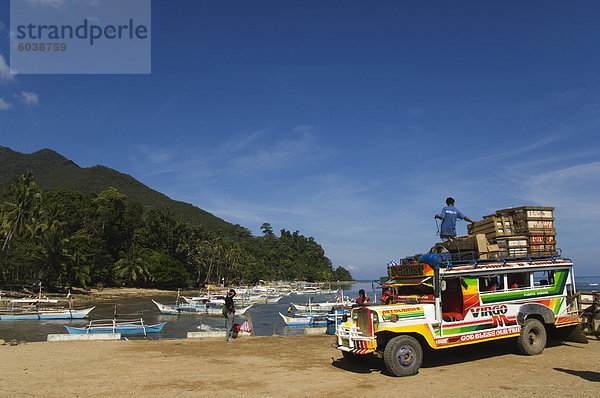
335, 322, 377, 354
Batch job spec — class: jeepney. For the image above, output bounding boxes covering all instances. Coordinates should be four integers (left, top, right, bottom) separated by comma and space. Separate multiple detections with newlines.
335, 252, 582, 376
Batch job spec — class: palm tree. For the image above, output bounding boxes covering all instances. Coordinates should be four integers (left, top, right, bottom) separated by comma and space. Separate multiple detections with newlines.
36, 220, 71, 286
1, 171, 42, 251
113, 245, 151, 286
199, 237, 224, 285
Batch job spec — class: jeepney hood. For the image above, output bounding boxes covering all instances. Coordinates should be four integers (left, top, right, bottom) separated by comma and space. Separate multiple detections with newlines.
357, 303, 435, 324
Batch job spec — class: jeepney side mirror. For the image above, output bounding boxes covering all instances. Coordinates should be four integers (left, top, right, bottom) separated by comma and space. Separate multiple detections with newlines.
460, 277, 468, 289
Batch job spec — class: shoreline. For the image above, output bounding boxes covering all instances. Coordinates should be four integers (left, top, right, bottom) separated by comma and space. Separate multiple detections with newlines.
0, 281, 360, 305
1, 334, 598, 397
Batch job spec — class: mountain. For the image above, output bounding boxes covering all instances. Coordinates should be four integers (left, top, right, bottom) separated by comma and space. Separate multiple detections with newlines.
0, 146, 235, 231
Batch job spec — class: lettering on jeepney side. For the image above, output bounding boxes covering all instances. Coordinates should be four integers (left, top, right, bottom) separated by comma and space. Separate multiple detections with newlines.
381, 307, 422, 315
470, 305, 508, 318
459, 326, 521, 342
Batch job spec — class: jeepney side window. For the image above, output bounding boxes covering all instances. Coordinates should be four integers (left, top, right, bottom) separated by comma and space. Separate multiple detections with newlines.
533, 271, 555, 287
507, 272, 529, 289
479, 275, 504, 292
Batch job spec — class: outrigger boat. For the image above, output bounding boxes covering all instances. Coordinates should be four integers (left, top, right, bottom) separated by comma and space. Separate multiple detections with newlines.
290, 299, 354, 312
0, 290, 95, 321
279, 312, 330, 326
65, 318, 166, 335
0, 305, 95, 321
152, 299, 253, 316
279, 308, 349, 327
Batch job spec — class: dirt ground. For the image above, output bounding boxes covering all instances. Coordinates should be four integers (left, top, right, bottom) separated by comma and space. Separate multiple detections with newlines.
0, 334, 598, 398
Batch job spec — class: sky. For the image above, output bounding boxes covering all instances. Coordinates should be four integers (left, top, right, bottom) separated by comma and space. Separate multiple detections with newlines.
1, 1, 599, 279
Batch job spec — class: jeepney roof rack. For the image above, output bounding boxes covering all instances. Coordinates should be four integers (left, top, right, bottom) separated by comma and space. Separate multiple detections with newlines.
398, 248, 564, 270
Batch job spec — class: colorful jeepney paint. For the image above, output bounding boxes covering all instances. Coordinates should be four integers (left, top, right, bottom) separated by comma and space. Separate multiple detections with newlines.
335, 255, 580, 359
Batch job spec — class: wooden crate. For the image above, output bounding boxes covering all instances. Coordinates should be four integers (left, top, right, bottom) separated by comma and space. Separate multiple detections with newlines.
497, 206, 554, 220
497, 236, 529, 248
469, 206, 559, 256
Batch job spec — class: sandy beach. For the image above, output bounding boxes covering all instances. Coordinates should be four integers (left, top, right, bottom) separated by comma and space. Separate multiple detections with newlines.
0, 333, 598, 397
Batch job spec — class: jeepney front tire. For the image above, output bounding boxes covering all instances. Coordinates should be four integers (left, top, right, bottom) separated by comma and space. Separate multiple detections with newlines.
383, 335, 423, 377
517, 318, 547, 355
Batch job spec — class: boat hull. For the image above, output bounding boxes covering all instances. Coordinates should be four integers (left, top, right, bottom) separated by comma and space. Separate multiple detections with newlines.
0, 307, 95, 321
279, 312, 329, 326
64, 321, 166, 335
152, 300, 252, 316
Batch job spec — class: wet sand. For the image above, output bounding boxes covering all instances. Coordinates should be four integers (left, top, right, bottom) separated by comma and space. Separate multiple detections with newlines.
0, 334, 598, 397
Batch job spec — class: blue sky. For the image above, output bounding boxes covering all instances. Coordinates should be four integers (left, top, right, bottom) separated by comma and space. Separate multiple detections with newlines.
1, 1, 599, 279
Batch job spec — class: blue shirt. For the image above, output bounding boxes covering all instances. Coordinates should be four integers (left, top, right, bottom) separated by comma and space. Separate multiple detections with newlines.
439, 206, 465, 238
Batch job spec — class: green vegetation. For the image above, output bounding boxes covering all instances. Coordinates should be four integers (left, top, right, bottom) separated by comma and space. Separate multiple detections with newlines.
0, 170, 352, 290
0, 146, 233, 231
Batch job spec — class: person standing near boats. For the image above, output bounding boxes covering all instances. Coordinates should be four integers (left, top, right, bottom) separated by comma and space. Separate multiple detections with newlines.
434, 197, 474, 241
225, 289, 236, 341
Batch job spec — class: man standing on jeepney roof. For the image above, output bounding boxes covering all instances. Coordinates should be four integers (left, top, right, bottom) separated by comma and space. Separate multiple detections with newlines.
434, 197, 474, 241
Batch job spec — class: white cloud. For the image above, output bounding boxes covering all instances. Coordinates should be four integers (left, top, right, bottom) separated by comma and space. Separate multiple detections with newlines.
0, 55, 16, 84
406, 107, 425, 116
226, 126, 335, 174
521, 162, 600, 218
16, 91, 40, 106
0, 97, 12, 110
26, 0, 68, 8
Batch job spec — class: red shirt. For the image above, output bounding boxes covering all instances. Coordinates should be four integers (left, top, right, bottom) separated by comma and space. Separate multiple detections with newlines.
355, 296, 370, 305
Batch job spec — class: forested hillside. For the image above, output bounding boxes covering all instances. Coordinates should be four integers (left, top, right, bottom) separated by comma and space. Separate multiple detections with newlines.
0, 171, 353, 289
0, 146, 233, 231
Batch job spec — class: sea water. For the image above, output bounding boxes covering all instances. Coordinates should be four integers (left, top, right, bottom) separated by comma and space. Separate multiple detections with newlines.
1, 278, 597, 343
0, 283, 370, 343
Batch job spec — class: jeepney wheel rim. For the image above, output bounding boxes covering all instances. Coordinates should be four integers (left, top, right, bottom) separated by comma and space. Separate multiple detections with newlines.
528, 328, 541, 346
397, 345, 416, 368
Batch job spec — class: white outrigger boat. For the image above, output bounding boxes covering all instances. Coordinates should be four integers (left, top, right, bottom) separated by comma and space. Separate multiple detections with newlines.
0, 298, 94, 321
0, 288, 95, 321
290, 292, 354, 312
152, 299, 253, 316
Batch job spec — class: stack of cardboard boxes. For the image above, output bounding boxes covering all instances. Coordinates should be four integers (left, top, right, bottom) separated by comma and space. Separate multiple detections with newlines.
467, 206, 557, 257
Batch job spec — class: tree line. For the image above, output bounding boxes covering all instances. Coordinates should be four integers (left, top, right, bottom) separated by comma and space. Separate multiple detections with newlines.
0, 172, 353, 290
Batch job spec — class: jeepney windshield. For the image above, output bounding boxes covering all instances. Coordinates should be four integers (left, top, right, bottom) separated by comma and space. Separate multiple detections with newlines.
383, 277, 434, 303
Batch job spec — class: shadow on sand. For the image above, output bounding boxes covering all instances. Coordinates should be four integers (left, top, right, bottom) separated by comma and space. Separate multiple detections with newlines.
554, 368, 600, 382
332, 338, 588, 377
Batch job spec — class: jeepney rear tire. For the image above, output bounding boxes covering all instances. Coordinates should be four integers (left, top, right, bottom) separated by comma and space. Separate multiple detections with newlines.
383, 335, 423, 377
517, 318, 547, 355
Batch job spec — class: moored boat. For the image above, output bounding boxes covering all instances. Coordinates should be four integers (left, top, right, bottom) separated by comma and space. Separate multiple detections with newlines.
0, 306, 95, 321
0, 293, 95, 321
279, 308, 349, 327
152, 299, 252, 316
279, 312, 330, 326
64, 319, 166, 335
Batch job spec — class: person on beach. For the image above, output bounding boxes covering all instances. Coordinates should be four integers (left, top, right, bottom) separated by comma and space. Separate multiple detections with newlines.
354, 289, 371, 306
225, 289, 236, 341
434, 197, 474, 241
